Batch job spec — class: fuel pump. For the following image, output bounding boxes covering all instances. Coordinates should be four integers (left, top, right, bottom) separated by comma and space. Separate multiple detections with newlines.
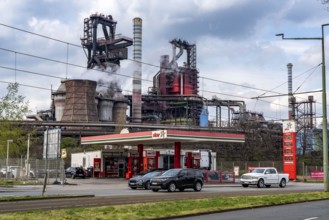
185, 152, 193, 168
125, 152, 139, 179
188, 150, 212, 170
192, 152, 201, 168
143, 150, 160, 171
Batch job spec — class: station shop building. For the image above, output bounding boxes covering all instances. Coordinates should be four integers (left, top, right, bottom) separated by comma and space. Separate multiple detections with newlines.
79, 129, 245, 178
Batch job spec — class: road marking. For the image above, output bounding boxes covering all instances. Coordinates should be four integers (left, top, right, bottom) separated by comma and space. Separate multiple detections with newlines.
304, 217, 318, 220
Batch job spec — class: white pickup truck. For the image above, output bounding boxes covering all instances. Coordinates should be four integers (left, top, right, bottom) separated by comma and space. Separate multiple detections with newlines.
240, 167, 289, 188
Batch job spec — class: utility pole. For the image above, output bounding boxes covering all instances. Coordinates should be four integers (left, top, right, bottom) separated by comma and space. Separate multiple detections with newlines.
26, 134, 30, 178
276, 23, 329, 192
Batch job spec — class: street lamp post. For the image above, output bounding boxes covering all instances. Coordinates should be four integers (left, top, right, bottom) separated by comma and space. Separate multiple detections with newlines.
6, 140, 13, 179
276, 23, 329, 192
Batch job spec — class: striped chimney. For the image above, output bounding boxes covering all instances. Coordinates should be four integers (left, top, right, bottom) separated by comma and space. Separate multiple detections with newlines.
132, 17, 142, 123
287, 63, 294, 120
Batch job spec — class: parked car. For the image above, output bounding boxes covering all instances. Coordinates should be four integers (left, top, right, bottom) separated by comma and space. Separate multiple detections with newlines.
149, 168, 204, 192
65, 167, 76, 177
0, 166, 35, 178
240, 167, 289, 188
137, 168, 167, 176
65, 167, 86, 179
128, 171, 163, 190
0, 167, 14, 178
35, 169, 57, 178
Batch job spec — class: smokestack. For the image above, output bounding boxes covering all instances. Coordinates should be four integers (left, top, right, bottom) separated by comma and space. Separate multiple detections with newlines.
132, 17, 142, 123
287, 63, 294, 120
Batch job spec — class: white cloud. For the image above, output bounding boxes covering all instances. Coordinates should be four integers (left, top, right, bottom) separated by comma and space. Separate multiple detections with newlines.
0, 0, 328, 123
193, 0, 244, 12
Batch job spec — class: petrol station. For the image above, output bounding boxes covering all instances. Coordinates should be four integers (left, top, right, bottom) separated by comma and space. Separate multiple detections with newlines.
80, 129, 245, 178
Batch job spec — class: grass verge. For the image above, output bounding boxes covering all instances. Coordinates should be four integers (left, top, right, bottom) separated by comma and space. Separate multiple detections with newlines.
0, 192, 328, 220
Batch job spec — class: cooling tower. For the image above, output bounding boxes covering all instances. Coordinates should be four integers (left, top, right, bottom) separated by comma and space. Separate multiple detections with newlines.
53, 82, 66, 121
98, 98, 114, 121
113, 91, 128, 124
61, 79, 99, 122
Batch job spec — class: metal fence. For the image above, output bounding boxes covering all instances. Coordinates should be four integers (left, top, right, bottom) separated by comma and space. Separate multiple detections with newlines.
218, 161, 326, 181
0, 158, 65, 182
0, 159, 326, 182
218, 161, 284, 175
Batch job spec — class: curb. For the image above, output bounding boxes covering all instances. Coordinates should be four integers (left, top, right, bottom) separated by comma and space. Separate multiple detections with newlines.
0, 194, 95, 202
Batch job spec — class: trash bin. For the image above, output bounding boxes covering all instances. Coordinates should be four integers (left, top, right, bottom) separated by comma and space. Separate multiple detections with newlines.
87, 166, 93, 177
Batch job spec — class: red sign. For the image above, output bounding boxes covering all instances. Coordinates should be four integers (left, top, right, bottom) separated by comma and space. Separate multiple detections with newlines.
282, 130, 296, 180
152, 130, 167, 139
310, 170, 324, 179
94, 158, 101, 172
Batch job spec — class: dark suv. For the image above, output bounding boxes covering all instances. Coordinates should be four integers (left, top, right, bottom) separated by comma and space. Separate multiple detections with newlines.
65, 167, 86, 179
149, 168, 204, 192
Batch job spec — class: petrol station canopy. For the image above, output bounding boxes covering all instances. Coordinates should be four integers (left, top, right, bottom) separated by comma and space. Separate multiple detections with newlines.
81, 129, 245, 146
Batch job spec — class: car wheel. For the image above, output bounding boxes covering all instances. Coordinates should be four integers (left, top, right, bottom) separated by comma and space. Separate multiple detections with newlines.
144, 181, 150, 190
194, 181, 202, 192
279, 179, 286, 188
265, 185, 271, 188
257, 179, 265, 188
168, 182, 176, 192
152, 189, 159, 192
178, 188, 184, 192
242, 184, 249, 187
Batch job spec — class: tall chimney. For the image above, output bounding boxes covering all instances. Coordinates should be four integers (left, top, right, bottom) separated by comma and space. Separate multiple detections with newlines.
132, 17, 142, 123
287, 63, 294, 120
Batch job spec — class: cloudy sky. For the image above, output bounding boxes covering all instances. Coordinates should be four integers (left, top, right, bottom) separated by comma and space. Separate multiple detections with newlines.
1, 0, 329, 125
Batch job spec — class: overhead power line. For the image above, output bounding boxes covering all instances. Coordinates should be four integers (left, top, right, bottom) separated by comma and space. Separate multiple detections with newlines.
0, 23, 81, 48
0, 22, 322, 101
0, 22, 326, 121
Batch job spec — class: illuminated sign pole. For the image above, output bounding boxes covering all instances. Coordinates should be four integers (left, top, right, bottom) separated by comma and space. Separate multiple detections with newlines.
282, 120, 297, 180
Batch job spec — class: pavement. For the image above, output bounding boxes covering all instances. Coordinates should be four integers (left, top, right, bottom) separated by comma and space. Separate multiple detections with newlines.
0, 177, 324, 195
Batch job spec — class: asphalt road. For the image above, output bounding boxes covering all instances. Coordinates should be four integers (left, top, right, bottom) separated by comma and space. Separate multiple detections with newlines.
173, 199, 329, 220
0, 178, 325, 213
0, 178, 323, 197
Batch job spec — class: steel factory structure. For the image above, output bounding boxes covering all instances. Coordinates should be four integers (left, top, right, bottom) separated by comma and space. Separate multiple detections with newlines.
28, 13, 269, 134
17, 13, 320, 180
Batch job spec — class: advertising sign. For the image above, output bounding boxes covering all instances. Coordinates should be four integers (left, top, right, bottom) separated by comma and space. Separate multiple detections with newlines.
43, 128, 61, 159
152, 130, 167, 139
94, 158, 101, 172
61, 148, 67, 159
282, 120, 296, 180
234, 166, 240, 176
310, 170, 324, 179
283, 121, 296, 133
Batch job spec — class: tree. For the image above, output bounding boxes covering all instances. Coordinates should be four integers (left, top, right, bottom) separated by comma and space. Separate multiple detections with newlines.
61, 137, 78, 149
0, 83, 30, 120
0, 83, 31, 158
